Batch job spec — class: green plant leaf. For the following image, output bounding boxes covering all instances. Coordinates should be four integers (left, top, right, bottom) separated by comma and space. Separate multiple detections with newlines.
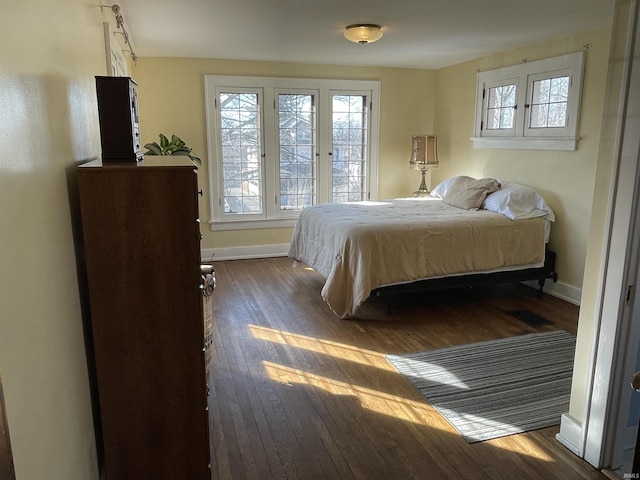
171, 147, 191, 155
144, 143, 162, 155
171, 135, 185, 149
144, 133, 201, 164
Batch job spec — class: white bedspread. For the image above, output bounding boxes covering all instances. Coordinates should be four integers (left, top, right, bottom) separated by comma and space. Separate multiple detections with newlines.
288, 198, 547, 318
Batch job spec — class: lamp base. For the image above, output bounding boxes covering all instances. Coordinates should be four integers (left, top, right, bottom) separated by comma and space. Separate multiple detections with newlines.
412, 168, 431, 197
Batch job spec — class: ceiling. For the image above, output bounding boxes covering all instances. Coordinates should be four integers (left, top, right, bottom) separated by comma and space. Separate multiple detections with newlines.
117, 0, 615, 70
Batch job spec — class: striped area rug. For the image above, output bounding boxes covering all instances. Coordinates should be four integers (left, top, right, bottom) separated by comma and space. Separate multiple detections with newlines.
386, 330, 576, 443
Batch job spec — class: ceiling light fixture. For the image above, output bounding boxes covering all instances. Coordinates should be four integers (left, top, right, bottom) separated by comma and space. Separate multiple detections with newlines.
344, 24, 383, 44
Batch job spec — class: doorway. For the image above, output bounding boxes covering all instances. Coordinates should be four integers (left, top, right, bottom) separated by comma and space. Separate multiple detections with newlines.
583, 0, 640, 474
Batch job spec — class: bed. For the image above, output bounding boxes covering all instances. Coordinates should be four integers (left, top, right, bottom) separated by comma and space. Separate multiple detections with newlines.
288, 176, 557, 318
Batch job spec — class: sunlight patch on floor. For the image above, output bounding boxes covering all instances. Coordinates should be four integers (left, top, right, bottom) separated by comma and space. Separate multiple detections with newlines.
289, 260, 315, 272
251, 324, 469, 387
263, 361, 556, 461
249, 324, 395, 371
488, 433, 556, 462
391, 357, 470, 389
262, 360, 448, 430
253, 324, 558, 462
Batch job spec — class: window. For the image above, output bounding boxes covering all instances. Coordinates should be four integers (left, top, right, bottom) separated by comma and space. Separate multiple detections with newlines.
529, 76, 570, 128
205, 76, 380, 230
484, 80, 518, 135
331, 94, 369, 203
218, 90, 263, 215
472, 51, 585, 150
278, 92, 316, 211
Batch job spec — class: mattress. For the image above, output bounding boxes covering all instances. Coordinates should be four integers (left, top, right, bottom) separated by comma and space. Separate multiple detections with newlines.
288, 197, 548, 318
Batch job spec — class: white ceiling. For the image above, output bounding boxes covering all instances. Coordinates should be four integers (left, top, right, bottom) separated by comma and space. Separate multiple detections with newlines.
117, 0, 615, 70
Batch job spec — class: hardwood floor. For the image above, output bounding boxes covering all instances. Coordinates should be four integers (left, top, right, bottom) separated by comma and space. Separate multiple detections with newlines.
208, 257, 605, 480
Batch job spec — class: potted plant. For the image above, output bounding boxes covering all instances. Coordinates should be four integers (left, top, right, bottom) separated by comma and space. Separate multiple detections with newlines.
144, 134, 201, 165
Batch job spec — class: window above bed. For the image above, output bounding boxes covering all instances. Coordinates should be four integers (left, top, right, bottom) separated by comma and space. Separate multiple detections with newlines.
471, 51, 585, 151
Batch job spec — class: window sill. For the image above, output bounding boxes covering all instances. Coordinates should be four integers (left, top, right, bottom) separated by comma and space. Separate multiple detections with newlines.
209, 218, 298, 231
470, 136, 578, 151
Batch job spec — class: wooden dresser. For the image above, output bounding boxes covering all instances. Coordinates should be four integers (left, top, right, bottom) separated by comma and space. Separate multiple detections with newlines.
77, 157, 210, 479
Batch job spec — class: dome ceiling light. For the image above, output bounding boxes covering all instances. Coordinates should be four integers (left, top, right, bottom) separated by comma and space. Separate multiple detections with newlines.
344, 24, 383, 44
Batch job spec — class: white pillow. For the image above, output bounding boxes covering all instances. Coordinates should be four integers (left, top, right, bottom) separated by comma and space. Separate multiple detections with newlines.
430, 176, 461, 199
483, 181, 555, 221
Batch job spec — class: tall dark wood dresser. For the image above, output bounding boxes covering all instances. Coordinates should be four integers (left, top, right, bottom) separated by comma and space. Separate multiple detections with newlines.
76, 157, 210, 479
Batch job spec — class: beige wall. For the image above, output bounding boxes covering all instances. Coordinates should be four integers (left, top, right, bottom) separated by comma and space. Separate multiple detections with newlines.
0, 0, 110, 478
134, 28, 611, 294
433, 28, 612, 296
133, 58, 436, 251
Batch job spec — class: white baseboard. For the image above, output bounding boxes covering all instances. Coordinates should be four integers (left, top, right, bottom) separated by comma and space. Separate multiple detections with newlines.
201, 243, 290, 262
556, 413, 583, 457
522, 279, 582, 306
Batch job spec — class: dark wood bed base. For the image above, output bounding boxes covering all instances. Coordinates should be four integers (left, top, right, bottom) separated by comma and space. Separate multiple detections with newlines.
371, 249, 558, 301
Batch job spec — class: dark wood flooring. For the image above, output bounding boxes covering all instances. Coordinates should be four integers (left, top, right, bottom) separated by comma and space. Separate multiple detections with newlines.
208, 256, 604, 480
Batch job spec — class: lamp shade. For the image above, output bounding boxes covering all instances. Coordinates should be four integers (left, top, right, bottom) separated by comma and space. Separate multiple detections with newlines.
344, 24, 383, 44
409, 134, 438, 170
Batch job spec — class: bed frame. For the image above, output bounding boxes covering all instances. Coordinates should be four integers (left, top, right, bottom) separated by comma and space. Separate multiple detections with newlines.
371, 249, 558, 307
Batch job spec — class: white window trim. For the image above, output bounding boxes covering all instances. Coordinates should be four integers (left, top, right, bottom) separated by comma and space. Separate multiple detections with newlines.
204, 75, 380, 231
471, 51, 585, 151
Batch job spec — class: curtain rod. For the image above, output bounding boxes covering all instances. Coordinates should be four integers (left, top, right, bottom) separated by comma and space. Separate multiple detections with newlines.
101, 4, 138, 63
